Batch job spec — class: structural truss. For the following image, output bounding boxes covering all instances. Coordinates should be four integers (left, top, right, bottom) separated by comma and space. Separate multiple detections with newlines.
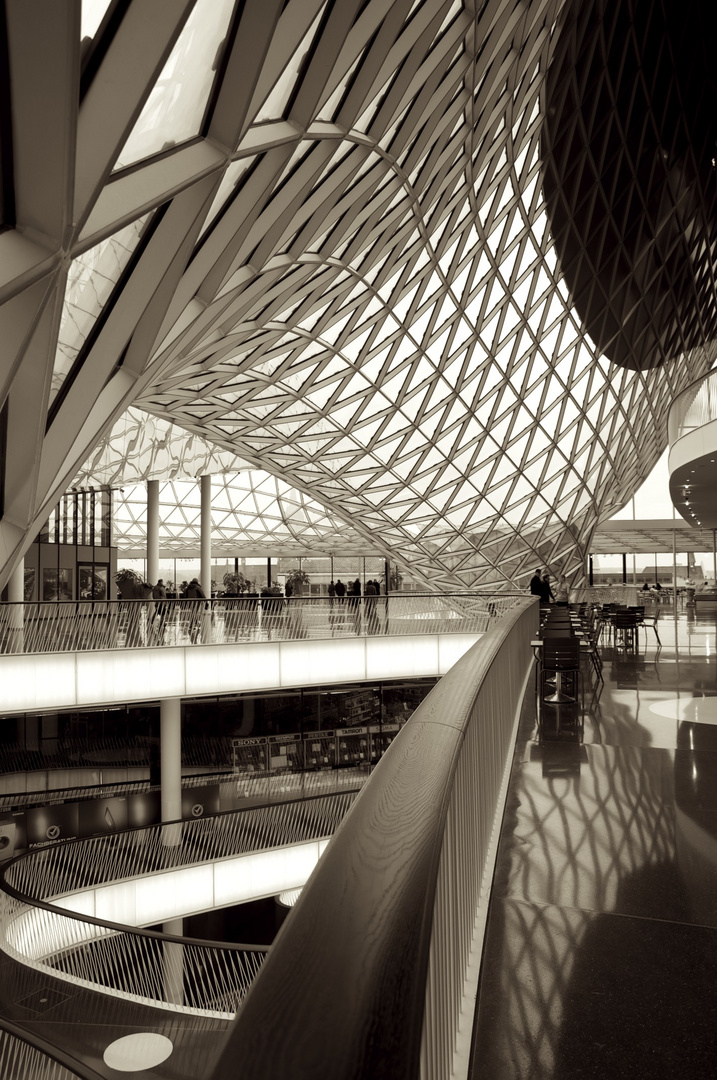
1, 0, 715, 590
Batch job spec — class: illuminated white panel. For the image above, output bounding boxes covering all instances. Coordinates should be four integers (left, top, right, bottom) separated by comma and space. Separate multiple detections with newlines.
279, 638, 367, 687
184, 641, 280, 695
0, 633, 477, 714
366, 635, 439, 680
76, 647, 187, 704
213, 841, 324, 908
52, 890, 96, 918
438, 634, 483, 673
133, 864, 215, 925
93, 879, 139, 926
0, 654, 76, 711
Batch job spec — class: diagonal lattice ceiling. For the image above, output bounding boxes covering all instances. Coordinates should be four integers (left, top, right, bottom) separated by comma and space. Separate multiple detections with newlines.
112, 473, 374, 558
2, 0, 716, 592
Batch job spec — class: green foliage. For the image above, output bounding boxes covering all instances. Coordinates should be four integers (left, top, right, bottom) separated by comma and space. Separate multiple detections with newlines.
222, 571, 254, 594
284, 568, 310, 589
115, 568, 144, 583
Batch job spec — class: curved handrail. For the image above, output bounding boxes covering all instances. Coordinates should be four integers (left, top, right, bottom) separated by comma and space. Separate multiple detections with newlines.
209, 597, 536, 1080
0, 790, 359, 1016
0, 881, 268, 1018
2, 789, 361, 897
0, 760, 365, 812
0, 592, 520, 656
668, 367, 717, 445
0, 1015, 106, 1080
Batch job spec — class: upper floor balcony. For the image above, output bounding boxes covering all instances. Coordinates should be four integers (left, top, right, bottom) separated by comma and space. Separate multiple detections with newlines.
0, 593, 517, 714
668, 369, 717, 529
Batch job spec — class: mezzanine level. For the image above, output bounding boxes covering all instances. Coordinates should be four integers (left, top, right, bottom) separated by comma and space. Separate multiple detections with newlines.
0, 593, 517, 714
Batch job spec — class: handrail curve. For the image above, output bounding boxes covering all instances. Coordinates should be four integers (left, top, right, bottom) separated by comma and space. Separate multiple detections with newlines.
208, 597, 536, 1080
0, 790, 359, 1017
0, 1015, 106, 1080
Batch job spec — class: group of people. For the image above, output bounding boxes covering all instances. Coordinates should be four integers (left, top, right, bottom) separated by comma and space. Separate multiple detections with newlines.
529, 567, 569, 605
143, 575, 385, 642
327, 578, 382, 600
148, 577, 207, 643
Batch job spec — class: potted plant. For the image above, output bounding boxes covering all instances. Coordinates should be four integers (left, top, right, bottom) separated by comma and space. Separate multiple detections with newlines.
115, 568, 153, 600
222, 571, 254, 596
284, 568, 310, 597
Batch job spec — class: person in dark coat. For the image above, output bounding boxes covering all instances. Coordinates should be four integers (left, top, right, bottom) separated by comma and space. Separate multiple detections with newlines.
184, 578, 206, 642
539, 572, 555, 604
529, 568, 543, 595
151, 579, 167, 642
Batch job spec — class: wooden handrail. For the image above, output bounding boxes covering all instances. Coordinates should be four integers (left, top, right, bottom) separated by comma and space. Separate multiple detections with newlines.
209, 598, 536, 1080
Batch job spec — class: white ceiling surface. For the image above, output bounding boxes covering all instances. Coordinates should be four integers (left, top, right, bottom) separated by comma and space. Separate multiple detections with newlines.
2, 0, 714, 590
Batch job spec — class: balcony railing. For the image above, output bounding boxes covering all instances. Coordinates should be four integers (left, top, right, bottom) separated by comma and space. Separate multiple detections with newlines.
668, 367, 717, 444
0, 592, 520, 656
0, 790, 359, 1016
0, 1016, 105, 1080
207, 596, 536, 1080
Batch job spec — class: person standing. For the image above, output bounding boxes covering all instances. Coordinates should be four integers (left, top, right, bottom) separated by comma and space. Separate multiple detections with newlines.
349, 578, 361, 632
539, 572, 555, 604
364, 579, 378, 634
151, 578, 167, 642
529, 568, 543, 596
184, 577, 206, 643
555, 574, 569, 605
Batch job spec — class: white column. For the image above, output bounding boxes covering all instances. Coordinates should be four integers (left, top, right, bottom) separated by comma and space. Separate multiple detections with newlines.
200, 474, 212, 598
200, 475, 213, 644
147, 480, 159, 586
160, 697, 182, 846
162, 917, 185, 1005
7, 558, 24, 653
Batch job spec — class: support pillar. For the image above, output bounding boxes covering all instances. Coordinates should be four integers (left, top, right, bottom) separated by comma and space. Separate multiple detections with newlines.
160, 698, 182, 846
713, 530, 717, 583
147, 480, 159, 587
162, 916, 185, 1005
673, 530, 678, 603
200, 475, 212, 643
621, 553, 627, 585
588, 554, 593, 587
7, 559, 24, 653
200, 475, 212, 598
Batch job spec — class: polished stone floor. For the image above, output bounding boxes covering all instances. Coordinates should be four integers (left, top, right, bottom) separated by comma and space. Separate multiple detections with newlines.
471, 604, 717, 1080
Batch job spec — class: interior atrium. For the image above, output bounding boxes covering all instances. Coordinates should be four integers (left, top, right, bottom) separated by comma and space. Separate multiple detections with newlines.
3, 0, 715, 593
1, 1, 717, 1078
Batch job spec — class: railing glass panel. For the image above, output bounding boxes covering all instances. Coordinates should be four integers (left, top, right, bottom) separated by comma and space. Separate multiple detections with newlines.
0, 593, 521, 656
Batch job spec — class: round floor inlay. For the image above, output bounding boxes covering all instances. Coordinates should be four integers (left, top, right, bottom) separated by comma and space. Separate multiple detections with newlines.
648, 696, 717, 725
103, 1033, 173, 1072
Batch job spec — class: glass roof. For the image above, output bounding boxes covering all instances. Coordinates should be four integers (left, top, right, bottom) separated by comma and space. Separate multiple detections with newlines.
112, 473, 373, 557
4, 0, 717, 592
114, 0, 236, 171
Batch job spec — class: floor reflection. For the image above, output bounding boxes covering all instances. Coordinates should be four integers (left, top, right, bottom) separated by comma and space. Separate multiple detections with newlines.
471, 607, 717, 1080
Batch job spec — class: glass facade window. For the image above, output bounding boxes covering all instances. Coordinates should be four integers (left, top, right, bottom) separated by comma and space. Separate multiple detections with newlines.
114, 0, 237, 171
39, 488, 112, 548
52, 215, 151, 406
